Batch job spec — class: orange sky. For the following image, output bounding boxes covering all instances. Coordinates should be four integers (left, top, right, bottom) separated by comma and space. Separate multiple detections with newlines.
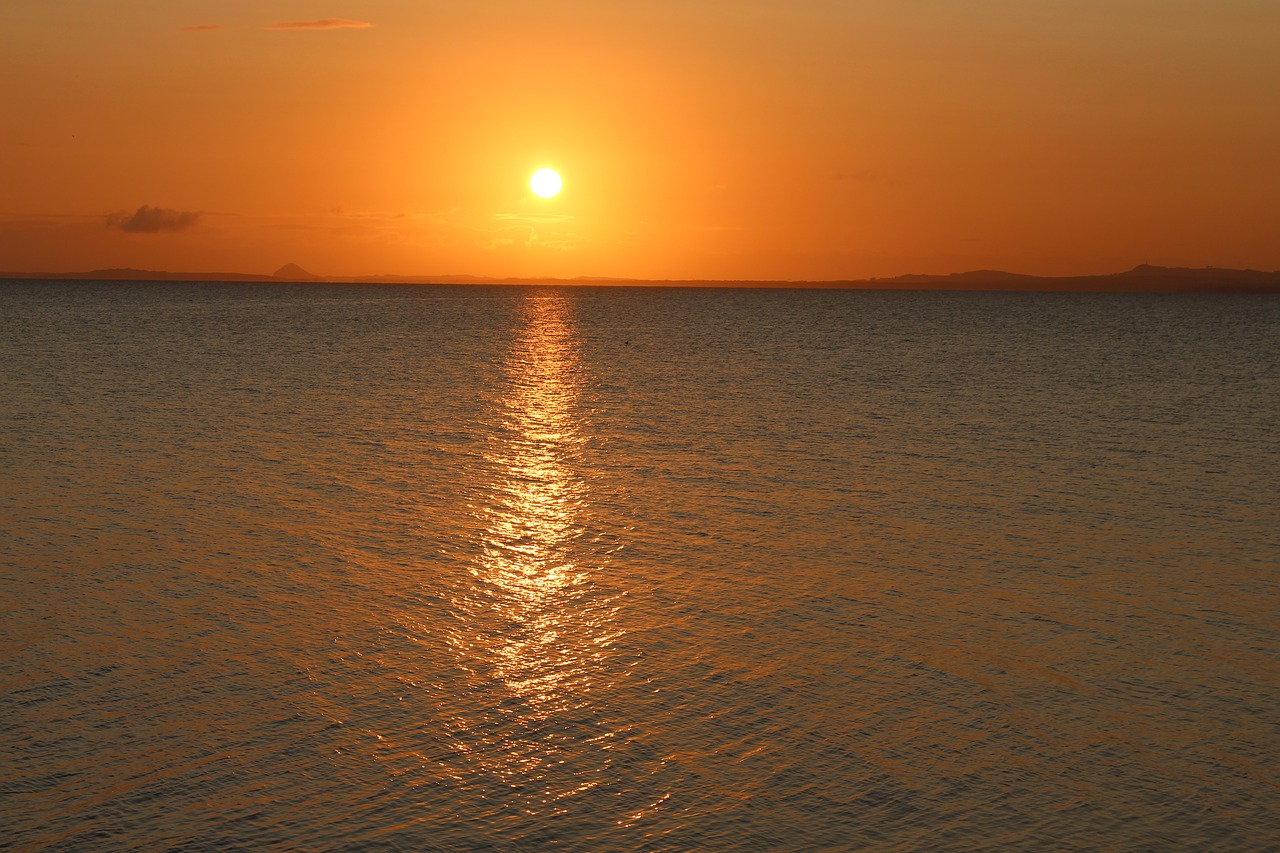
2, 1, 1277, 280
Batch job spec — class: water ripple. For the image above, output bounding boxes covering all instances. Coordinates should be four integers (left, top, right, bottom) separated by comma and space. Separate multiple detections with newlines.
0, 282, 1276, 850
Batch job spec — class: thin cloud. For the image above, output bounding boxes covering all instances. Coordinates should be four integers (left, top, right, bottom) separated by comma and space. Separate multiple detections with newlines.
494, 212, 576, 225
107, 206, 200, 234
181, 24, 224, 32
265, 19, 374, 31
479, 225, 536, 250
477, 225, 580, 252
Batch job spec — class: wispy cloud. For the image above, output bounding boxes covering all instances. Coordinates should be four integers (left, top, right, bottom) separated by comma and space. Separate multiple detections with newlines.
265, 19, 374, 31
106, 206, 200, 233
494, 212, 576, 225
180, 24, 224, 32
477, 224, 580, 252
479, 225, 536, 250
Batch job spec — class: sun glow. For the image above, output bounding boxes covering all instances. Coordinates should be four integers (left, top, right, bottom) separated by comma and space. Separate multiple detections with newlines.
530, 168, 563, 199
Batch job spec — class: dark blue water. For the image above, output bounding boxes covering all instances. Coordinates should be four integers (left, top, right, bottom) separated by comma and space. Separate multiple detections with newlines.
2, 281, 1277, 850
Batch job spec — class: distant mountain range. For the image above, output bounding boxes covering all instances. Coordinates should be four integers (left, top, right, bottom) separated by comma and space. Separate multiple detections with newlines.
2, 263, 1278, 293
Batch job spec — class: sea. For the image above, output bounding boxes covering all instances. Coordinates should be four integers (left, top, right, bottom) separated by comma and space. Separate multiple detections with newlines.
1, 280, 1277, 851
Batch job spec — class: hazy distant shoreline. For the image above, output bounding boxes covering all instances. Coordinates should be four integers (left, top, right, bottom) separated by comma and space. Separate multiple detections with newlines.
2, 263, 1278, 293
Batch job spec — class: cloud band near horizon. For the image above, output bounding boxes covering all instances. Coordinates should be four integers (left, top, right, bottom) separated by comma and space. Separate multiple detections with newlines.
107, 206, 200, 233
265, 19, 374, 31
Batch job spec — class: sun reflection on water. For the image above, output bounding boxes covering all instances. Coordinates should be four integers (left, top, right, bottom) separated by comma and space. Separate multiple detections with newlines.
446, 293, 624, 796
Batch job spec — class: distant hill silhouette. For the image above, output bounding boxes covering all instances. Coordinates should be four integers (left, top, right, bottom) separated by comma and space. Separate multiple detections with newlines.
272, 263, 323, 281
890, 269, 1035, 284
855, 265, 1280, 293
2, 264, 1277, 292
0, 267, 273, 282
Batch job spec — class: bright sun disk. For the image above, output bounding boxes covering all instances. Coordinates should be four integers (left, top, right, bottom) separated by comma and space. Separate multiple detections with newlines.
530, 168, 562, 199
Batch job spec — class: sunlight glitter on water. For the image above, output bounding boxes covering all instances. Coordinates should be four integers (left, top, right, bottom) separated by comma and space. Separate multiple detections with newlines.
445, 294, 626, 800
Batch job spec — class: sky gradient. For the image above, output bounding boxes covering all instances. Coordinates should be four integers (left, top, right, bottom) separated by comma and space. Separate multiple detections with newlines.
2, 1, 1277, 280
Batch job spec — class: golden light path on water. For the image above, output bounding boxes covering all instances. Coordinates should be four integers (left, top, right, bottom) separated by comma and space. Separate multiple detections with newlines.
444, 293, 629, 810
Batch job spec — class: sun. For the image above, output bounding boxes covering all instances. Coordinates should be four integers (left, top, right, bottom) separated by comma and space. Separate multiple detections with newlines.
530, 168, 562, 199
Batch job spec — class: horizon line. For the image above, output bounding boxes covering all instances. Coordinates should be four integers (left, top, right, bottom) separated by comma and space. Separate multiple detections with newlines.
3, 263, 1279, 294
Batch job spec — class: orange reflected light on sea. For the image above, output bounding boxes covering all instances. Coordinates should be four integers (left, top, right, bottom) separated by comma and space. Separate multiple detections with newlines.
444, 294, 626, 797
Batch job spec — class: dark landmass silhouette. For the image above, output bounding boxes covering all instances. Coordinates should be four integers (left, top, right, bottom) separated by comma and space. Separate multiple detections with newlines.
272, 263, 324, 281
1, 267, 276, 282
2, 265, 1278, 292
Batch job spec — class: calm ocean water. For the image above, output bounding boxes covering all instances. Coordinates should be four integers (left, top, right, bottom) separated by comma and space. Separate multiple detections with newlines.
1, 280, 1277, 851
